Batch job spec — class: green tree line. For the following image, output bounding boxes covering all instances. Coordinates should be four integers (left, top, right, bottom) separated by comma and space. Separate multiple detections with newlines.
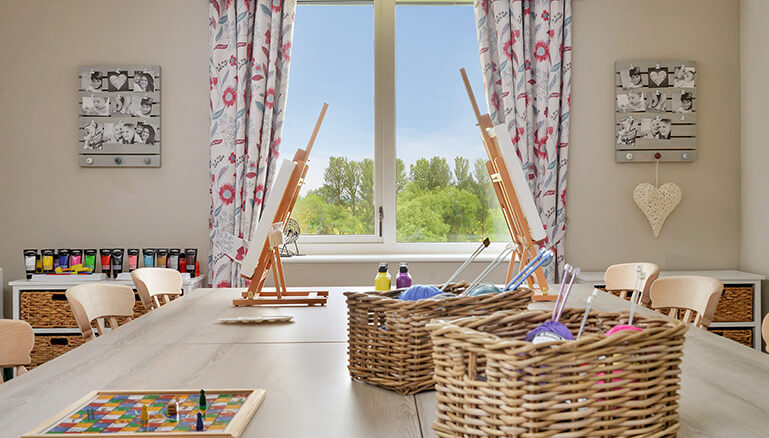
293, 156, 509, 242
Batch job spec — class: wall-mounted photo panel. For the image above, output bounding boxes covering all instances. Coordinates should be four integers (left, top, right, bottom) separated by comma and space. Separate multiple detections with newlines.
79, 65, 160, 167
615, 61, 696, 162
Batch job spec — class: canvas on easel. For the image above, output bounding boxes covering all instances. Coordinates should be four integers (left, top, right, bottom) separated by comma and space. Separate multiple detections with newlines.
233, 104, 329, 307
460, 69, 554, 300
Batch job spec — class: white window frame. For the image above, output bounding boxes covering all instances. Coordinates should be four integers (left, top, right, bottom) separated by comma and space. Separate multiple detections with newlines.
296, 0, 503, 255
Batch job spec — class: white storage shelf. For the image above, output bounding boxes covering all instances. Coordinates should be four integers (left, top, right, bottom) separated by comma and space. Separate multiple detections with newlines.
577, 270, 764, 350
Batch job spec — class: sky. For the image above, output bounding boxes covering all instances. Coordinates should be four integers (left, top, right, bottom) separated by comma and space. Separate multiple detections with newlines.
282, 4, 489, 194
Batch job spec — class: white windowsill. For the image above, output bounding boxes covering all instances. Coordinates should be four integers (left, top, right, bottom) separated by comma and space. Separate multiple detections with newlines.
280, 253, 513, 264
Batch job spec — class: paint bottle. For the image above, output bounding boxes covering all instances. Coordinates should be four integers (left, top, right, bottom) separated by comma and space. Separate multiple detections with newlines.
111, 248, 124, 277
35, 253, 42, 273
374, 263, 391, 291
57, 249, 70, 270
142, 248, 155, 267
42, 249, 55, 273
127, 249, 140, 272
83, 249, 97, 272
100, 248, 112, 278
70, 249, 83, 267
23, 249, 38, 279
185, 249, 198, 275
156, 249, 168, 268
396, 263, 412, 289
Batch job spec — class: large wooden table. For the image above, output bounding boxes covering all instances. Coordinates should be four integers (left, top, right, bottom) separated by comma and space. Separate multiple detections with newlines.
1, 285, 767, 437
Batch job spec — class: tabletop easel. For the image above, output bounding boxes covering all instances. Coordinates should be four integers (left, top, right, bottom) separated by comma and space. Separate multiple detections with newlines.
460, 69, 554, 301
233, 103, 330, 307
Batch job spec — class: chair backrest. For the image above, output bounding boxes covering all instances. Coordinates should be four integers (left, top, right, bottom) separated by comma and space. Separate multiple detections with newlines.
604, 262, 661, 306
762, 313, 769, 353
649, 275, 723, 329
131, 268, 183, 310
0, 319, 34, 382
66, 283, 136, 341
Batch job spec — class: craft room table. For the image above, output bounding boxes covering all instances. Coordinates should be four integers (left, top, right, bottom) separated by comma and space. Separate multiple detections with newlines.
1, 285, 768, 437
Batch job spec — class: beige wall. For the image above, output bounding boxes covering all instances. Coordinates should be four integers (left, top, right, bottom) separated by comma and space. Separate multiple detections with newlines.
0, 0, 745, 315
566, 0, 741, 271
740, 0, 769, 319
0, 1, 211, 315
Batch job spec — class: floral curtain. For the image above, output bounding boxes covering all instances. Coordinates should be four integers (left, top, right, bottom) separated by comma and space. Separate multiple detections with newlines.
474, 0, 572, 281
208, 0, 296, 287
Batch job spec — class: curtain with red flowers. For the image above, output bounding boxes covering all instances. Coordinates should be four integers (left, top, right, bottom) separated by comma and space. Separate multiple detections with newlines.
208, 0, 296, 287
474, 0, 572, 281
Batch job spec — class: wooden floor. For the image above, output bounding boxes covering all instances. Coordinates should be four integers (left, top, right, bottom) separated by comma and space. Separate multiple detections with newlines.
1, 285, 768, 437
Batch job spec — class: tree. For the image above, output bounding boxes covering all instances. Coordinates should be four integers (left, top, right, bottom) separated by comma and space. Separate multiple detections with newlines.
396, 158, 408, 194
409, 157, 452, 191
454, 156, 472, 190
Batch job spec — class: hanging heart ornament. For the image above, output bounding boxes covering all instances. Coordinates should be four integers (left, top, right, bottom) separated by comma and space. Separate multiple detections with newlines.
633, 182, 682, 238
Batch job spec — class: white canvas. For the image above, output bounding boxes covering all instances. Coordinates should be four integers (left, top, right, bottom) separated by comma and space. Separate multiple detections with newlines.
492, 124, 547, 242
240, 159, 297, 277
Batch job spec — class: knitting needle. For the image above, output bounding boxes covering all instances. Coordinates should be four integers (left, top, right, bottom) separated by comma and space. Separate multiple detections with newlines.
504, 247, 552, 291
555, 267, 580, 322
551, 264, 573, 321
440, 238, 490, 291
506, 250, 554, 291
577, 289, 599, 340
462, 243, 515, 295
628, 271, 645, 326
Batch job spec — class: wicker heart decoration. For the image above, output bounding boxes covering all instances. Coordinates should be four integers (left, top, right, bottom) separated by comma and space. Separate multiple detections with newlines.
633, 182, 682, 238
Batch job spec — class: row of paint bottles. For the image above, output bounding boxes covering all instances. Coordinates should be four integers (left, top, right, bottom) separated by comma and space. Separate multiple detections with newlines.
374, 263, 412, 291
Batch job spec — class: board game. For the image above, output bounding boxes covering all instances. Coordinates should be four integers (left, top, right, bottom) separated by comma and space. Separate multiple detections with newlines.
22, 389, 265, 437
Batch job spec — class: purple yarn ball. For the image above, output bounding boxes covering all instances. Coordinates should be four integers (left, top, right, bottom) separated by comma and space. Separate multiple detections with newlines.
525, 321, 574, 343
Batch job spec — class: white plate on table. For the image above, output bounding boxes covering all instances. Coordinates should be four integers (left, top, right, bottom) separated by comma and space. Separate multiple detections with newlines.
218, 315, 294, 324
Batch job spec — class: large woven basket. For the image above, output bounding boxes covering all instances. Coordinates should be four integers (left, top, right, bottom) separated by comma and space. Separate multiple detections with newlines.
29, 334, 87, 368
428, 309, 688, 437
344, 284, 532, 395
21, 290, 149, 328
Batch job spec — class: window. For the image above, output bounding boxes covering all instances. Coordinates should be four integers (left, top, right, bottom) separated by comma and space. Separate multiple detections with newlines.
287, 0, 506, 251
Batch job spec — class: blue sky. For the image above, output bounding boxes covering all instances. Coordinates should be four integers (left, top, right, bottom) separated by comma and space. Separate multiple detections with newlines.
283, 4, 488, 192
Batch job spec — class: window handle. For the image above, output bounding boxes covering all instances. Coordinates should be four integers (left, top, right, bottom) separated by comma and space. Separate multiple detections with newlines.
379, 206, 384, 237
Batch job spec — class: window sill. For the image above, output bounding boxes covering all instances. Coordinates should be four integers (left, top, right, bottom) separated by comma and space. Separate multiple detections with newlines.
280, 253, 512, 264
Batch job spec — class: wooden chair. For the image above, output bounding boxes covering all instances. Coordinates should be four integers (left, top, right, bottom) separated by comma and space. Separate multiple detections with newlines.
604, 263, 660, 306
0, 320, 34, 383
131, 268, 183, 311
649, 276, 723, 329
762, 313, 769, 353
66, 283, 136, 341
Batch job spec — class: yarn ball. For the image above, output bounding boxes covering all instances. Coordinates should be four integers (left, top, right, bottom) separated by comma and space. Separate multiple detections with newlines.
427, 292, 457, 300
525, 321, 574, 343
399, 284, 442, 301
467, 284, 502, 297
605, 325, 643, 335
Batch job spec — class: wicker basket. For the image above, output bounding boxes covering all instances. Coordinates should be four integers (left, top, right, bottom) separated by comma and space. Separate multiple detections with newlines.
29, 334, 87, 368
709, 328, 753, 347
712, 285, 753, 322
428, 309, 688, 437
21, 290, 149, 328
344, 284, 533, 395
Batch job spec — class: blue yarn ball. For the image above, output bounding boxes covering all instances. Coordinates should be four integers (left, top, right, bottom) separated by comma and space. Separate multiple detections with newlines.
467, 284, 503, 297
399, 285, 442, 301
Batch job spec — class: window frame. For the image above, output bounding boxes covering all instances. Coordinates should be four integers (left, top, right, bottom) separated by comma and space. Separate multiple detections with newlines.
295, 0, 495, 254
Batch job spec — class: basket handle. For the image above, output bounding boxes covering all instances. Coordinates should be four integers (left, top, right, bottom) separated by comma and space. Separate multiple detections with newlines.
51, 293, 67, 301
50, 338, 69, 346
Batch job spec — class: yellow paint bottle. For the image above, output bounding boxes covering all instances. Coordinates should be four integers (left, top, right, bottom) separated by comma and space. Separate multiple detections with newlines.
374, 263, 391, 291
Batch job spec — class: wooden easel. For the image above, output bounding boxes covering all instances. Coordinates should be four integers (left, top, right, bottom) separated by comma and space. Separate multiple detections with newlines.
460, 69, 554, 301
233, 103, 330, 307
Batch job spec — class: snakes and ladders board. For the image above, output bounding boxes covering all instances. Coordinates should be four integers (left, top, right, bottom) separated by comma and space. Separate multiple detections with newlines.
22, 389, 265, 437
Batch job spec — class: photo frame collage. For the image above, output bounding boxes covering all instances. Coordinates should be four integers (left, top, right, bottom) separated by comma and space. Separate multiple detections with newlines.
615, 61, 697, 155
78, 65, 160, 166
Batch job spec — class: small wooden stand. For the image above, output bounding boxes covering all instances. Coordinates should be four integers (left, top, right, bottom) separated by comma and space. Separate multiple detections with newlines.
460, 69, 554, 301
233, 104, 329, 307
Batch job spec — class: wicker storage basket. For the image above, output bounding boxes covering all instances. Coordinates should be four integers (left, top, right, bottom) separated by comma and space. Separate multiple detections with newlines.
709, 328, 753, 347
345, 284, 533, 395
21, 290, 149, 328
29, 334, 86, 368
712, 285, 753, 322
428, 309, 688, 437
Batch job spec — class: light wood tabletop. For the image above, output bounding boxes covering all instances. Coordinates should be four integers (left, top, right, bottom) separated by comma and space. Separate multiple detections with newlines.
1, 285, 768, 437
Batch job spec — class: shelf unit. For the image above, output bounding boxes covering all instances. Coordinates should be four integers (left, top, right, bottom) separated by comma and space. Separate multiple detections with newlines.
577, 270, 764, 350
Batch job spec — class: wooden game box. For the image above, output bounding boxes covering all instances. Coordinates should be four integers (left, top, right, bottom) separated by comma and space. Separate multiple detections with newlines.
22, 389, 265, 437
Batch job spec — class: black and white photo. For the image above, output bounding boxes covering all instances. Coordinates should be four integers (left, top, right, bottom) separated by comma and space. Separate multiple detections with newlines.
647, 66, 669, 88
617, 91, 645, 112
82, 96, 110, 116
82, 71, 103, 92
107, 70, 130, 91
673, 65, 696, 88
641, 117, 672, 139
133, 71, 156, 92
136, 122, 158, 144
82, 121, 104, 150
672, 90, 694, 114
619, 66, 643, 89
616, 116, 637, 145
647, 90, 668, 113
